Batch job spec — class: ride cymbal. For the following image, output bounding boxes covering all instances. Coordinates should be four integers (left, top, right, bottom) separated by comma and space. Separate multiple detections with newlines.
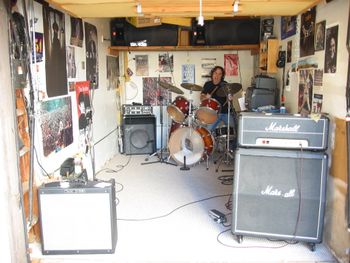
180, 83, 202, 91
216, 83, 242, 97
158, 81, 184, 94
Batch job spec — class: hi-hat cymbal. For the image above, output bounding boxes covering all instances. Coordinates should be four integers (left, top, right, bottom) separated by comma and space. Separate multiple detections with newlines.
216, 83, 242, 97
180, 83, 202, 91
158, 81, 184, 95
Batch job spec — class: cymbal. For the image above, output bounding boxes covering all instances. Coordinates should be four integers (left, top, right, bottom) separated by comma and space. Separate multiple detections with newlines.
216, 83, 242, 97
158, 81, 184, 95
180, 83, 202, 91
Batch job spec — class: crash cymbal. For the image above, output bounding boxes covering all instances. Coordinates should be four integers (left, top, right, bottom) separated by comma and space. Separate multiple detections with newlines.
180, 83, 202, 91
158, 81, 184, 95
216, 83, 242, 97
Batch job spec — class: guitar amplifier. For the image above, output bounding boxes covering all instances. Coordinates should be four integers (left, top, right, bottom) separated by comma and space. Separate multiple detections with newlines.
38, 179, 117, 254
237, 112, 329, 151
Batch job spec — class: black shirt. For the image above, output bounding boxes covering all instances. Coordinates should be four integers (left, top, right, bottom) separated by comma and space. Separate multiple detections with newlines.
201, 80, 231, 114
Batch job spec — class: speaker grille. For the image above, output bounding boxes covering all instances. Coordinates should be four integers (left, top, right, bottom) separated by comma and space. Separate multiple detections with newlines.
122, 115, 156, 155
232, 148, 327, 242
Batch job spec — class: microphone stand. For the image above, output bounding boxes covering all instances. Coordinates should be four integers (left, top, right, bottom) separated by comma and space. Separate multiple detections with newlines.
142, 93, 176, 166
215, 91, 234, 172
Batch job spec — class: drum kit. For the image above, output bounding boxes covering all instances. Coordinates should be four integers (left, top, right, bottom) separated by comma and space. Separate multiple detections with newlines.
159, 81, 242, 170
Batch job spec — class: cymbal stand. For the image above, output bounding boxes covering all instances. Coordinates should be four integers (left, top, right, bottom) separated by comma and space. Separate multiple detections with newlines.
142, 93, 176, 166
215, 93, 234, 172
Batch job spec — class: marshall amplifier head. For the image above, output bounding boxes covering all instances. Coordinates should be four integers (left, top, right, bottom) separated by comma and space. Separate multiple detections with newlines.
237, 112, 329, 151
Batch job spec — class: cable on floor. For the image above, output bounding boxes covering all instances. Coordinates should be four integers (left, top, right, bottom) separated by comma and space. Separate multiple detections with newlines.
118, 193, 232, 221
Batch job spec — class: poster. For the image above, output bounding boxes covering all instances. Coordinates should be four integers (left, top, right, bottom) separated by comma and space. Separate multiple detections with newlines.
106, 55, 119, 90
70, 17, 83, 47
182, 64, 195, 83
143, 77, 171, 106
85, 22, 99, 88
75, 81, 92, 130
33, 32, 43, 62
201, 58, 216, 80
281, 16, 297, 40
298, 68, 314, 115
43, 6, 67, 97
66, 46, 76, 79
300, 7, 316, 57
315, 21, 326, 51
224, 54, 239, 76
324, 25, 338, 73
158, 53, 173, 72
136, 55, 149, 76
40, 96, 73, 156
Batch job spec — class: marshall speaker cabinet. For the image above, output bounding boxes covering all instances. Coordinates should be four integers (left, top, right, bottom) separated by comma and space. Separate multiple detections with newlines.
38, 179, 117, 254
232, 148, 328, 250
237, 112, 329, 151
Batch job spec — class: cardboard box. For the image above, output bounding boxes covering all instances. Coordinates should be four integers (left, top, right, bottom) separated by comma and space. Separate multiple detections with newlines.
126, 17, 161, 28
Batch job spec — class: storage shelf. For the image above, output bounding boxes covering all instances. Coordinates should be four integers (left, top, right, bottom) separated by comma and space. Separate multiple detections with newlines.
109, 44, 259, 53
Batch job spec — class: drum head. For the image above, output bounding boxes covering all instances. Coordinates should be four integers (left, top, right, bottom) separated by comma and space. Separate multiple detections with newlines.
167, 105, 185, 123
168, 127, 204, 165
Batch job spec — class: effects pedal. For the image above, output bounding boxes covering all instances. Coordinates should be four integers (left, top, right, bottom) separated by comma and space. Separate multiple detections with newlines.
209, 209, 227, 224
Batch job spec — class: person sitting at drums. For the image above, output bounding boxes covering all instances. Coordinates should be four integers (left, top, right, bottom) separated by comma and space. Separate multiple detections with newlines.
200, 66, 236, 133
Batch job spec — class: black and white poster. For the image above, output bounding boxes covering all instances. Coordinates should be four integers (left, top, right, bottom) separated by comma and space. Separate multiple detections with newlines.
300, 7, 316, 58
43, 6, 67, 97
324, 25, 338, 73
70, 17, 83, 47
85, 22, 99, 89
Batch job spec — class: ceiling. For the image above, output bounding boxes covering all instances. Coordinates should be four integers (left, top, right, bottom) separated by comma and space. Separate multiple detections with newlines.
47, 0, 322, 19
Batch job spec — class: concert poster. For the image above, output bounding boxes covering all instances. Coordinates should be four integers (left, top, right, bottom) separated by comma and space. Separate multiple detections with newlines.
75, 81, 92, 130
39, 96, 73, 156
298, 68, 314, 115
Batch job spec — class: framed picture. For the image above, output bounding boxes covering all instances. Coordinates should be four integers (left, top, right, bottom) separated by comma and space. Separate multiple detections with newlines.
315, 20, 326, 51
281, 16, 297, 40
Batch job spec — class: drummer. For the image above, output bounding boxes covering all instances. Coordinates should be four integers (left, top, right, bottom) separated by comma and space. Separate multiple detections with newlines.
200, 66, 236, 132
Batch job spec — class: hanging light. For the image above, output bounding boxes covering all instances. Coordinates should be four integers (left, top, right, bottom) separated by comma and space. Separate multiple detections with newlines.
136, 3, 142, 14
233, 0, 239, 13
197, 0, 204, 26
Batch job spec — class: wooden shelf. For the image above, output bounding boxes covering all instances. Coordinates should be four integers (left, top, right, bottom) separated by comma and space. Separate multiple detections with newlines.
109, 44, 259, 54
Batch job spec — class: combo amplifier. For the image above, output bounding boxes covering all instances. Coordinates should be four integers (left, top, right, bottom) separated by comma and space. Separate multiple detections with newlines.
237, 112, 329, 151
38, 179, 117, 254
232, 148, 328, 247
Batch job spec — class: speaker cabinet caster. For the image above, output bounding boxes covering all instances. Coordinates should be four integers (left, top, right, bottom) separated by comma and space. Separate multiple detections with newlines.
236, 235, 243, 243
308, 242, 316, 252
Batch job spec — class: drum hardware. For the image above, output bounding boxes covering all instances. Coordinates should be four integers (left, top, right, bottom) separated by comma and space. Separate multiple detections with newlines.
214, 83, 242, 172
142, 83, 177, 167
158, 81, 184, 95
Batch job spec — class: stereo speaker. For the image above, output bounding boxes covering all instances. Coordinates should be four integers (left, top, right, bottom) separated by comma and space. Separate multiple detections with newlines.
232, 148, 328, 246
122, 115, 156, 155
192, 18, 260, 46
111, 19, 178, 46
38, 180, 117, 254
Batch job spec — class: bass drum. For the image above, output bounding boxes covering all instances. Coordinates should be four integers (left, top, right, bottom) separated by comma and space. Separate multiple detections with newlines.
196, 126, 215, 156
168, 127, 204, 165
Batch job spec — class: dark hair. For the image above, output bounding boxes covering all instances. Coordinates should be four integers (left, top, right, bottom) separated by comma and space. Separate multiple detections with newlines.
210, 66, 225, 81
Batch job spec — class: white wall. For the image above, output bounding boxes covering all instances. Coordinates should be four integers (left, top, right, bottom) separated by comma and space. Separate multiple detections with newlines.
125, 50, 255, 148
275, 0, 349, 118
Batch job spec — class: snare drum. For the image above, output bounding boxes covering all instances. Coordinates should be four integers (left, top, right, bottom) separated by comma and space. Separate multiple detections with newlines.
195, 98, 221, 125
167, 96, 189, 123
